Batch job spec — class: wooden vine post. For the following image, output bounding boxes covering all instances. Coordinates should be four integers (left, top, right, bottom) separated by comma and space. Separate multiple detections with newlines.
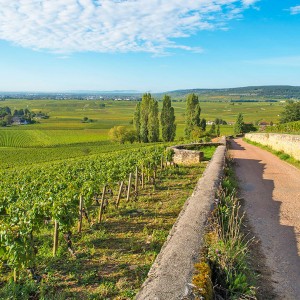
53, 220, 59, 256
98, 185, 107, 223
13, 268, 18, 283
116, 181, 124, 208
126, 173, 132, 201
78, 195, 83, 233
141, 165, 144, 189
135, 167, 138, 194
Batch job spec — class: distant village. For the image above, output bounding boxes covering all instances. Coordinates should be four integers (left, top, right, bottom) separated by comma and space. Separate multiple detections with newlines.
0, 106, 48, 127
0, 92, 140, 101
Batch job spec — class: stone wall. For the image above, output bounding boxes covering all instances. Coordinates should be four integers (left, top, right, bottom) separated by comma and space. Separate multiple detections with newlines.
169, 140, 226, 165
135, 143, 227, 300
172, 148, 204, 164
245, 133, 300, 161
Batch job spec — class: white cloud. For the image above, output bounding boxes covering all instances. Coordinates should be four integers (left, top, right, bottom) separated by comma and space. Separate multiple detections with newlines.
290, 5, 300, 15
241, 0, 254, 6
0, 0, 259, 54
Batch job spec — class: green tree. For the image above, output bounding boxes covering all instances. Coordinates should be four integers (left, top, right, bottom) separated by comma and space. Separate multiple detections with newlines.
109, 126, 136, 144
280, 101, 300, 123
191, 127, 202, 140
161, 95, 176, 142
148, 99, 159, 142
134, 102, 141, 142
194, 104, 201, 127
234, 113, 244, 135
0, 106, 11, 118
135, 93, 159, 143
185, 93, 201, 139
209, 123, 216, 135
200, 118, 206, 131
140, 93, 152, 142
4, 115, 13, 125
217, 124, 220, 137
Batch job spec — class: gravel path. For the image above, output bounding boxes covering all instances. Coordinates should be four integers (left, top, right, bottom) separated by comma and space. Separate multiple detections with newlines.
230, 138, 300, 300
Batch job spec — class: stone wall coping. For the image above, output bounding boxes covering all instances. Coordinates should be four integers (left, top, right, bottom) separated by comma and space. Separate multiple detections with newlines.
135, 142, 227, 300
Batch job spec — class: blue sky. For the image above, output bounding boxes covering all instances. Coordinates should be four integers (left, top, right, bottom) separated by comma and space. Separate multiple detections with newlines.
0, 0, 299, 92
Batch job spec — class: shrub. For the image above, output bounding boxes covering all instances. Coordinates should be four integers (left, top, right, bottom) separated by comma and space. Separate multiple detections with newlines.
108, 126, 136, 144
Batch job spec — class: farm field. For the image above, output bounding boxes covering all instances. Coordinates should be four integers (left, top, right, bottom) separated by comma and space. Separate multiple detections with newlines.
0, 98, 284, 169
1, 99, 284, 144
2, 99, 284, 128
0, 142, 158, 169
0, 143, 215, 299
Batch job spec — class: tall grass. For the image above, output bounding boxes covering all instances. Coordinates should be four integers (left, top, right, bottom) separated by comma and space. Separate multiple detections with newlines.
193, 159, 257, 300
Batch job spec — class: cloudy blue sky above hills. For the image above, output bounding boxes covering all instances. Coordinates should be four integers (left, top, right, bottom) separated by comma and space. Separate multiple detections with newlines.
0, 0, 299, 92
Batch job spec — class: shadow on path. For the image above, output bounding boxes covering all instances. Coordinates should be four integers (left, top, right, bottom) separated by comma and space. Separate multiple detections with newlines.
230, 139, 300, 299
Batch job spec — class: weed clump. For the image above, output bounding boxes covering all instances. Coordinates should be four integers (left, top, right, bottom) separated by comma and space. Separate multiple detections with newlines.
192, 158, 257, 300
192, 258, 213, 300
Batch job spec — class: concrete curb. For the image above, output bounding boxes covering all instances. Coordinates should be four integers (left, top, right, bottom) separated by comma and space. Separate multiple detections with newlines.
136, 142, 227, 300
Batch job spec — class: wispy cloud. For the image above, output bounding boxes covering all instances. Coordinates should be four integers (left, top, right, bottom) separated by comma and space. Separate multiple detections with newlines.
245, 56, 300, 67
290, 5, 300, 15
0, 0, 259, 54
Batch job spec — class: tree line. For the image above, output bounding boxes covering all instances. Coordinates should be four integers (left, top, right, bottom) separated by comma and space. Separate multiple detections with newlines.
110, 92, 300, 143
110, 93, 216, 144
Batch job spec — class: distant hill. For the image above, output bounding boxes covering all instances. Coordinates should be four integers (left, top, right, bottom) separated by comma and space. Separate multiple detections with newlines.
1, 86, 300, 101
159, 86, 300, 101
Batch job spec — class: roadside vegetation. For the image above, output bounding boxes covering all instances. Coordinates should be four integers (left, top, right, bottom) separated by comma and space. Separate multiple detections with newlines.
244, 139, 300, 170
265, 120, 300, 134
193, 157, 257, 299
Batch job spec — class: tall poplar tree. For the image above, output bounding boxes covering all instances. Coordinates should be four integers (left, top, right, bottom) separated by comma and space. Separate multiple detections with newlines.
148, 99, 160, 142
134, 93, 159, 143
134, 102, 141, 142
140, 93, 152, 143
161, 95, 176, 142
185, 93, 201, 139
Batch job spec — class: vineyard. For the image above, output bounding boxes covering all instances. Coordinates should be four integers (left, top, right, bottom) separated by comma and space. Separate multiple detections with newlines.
0, 145, 215, 298
0, 141, 154, 169
0, 129, 109, 148
0, 130, 42, 148
265, 120, 300, 134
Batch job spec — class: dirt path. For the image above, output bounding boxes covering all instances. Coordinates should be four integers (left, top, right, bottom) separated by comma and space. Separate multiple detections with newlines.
230, 138, 300, 300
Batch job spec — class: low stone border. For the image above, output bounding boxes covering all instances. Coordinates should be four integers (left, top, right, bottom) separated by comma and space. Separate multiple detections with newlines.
168, 140, 225, 165
136, 140, 227, 300
245, 133, 300, 160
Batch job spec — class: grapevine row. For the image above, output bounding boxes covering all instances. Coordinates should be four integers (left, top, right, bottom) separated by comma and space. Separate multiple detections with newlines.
0, 145, 173, 281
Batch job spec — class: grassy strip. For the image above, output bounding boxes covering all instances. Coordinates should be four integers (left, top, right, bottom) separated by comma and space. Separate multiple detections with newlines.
244, 138, 300, 170
192, 158, 257, 300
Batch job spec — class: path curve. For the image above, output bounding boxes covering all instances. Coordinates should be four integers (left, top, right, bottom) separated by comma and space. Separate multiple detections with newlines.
230, 138, 300, 300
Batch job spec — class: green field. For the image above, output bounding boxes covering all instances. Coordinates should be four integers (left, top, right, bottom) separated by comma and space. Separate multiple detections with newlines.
0, 141, 216, 298
0, 99, 285, 169
1, 99, 284, 145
